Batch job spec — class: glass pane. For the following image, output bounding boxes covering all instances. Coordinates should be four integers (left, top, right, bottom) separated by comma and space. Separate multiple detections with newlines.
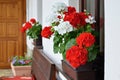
85, 0, 104, 52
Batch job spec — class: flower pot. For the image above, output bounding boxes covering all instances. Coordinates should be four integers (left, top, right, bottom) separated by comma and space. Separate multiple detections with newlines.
62, 60, 95, 80
33, 35, 42, 49
11, 63, 32, 77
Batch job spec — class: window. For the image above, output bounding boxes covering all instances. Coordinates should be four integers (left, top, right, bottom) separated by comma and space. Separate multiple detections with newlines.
79, 0, 104, 80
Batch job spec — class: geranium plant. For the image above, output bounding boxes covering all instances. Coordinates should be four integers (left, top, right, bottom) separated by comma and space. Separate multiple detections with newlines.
41, 2, 99, 68
11, 56, 32, 66
21, 18, 42, 39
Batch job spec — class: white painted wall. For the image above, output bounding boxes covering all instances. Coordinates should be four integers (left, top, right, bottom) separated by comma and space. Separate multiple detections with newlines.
37, 0, 42, 24
69, 0, 79, 12
26, 0, 37, 50
26, 0, 42, 57
105, 0, 120, 80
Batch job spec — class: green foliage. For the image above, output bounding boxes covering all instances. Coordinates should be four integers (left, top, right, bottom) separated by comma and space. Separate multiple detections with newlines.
53, 25, 99, 61
27, 22, 42, 39
65, 39, 76, 50
87, 45, 99, 62
86, 24, 93, 32
53, 30, 78, 59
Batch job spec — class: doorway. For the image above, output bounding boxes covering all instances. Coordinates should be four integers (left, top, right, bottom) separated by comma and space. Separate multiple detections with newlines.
0, 0, 26, 68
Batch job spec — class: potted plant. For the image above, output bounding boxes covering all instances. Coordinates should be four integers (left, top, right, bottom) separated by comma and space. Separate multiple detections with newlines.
41, 2, 99, 80
21, 18, 42, 48
10, 56, 32, 77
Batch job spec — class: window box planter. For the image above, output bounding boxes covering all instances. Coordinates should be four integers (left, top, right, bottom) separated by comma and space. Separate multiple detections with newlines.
62, 60, 95, 80
33, 35, 42, 49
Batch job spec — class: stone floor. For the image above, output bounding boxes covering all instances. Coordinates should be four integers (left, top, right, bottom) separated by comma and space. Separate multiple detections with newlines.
0, 69, 13, 77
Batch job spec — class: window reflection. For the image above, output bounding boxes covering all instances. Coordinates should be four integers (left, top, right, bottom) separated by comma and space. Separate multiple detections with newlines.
80, 0, 104, 52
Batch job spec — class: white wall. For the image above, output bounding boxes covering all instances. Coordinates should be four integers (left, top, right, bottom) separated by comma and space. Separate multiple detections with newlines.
105, 0, 120, 80
37, 0, 42, 24
26, 0, 42, 57
69, 0, 79, 12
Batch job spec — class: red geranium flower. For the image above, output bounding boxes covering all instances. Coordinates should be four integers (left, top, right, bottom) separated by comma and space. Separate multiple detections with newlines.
41, 26, 53, 38
20, 22, 32, 33
30, 18, 36, 24
64, 6, 76, 15
20, 18, 42, 39
24, 22, 32, 29
76, 32, 95, 48
66, 45, 88, 68
64, 12, 81, 28
68, 6, 76, 13
79, 12, 88, 26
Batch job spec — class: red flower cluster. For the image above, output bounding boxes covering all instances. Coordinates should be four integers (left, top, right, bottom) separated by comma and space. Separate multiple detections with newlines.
21, 18, 36, 33
21, 22, 32, 32
64, 7, 88, 28
79, 12, 88, 26
64, 12, 81, 28
41, 26, 53, 38
76, 32, 95, 48
66, 32, 95, 68
64, 6, 76, 15
30, 18, 36, 24
66, 46, 88, 68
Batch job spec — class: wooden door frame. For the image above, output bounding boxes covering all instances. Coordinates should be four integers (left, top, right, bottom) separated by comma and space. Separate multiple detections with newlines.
22, 0, 27, 53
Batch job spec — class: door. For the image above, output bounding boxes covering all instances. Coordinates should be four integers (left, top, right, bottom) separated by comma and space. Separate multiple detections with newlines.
0, 0, 26, 68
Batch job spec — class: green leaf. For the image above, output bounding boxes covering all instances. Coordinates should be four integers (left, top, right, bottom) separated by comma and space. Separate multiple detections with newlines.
52, 22, 59, 26
53, 43, 59, 53
87, 45, 94, 51
26, 23, 42, 39
53, 36, 60, 43
78, 27, 84, 33
62, 51, 66, 60
92, 30, 99, 37
88, 51, 97, 62
86, 24, 92, 32
53, 33, 64, 54
53, 46, 59, 53
59, 43, 65, 53
87, 45, 99, 62
65, 39, 76, 50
